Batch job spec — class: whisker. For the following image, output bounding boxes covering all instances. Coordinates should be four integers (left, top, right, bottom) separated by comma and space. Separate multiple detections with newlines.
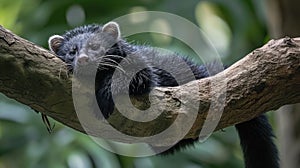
94, 55, 126, 72
97, 62, 125, 73
104, 54, 131, 64
102, 54, 124, 58
102, 57, 130, 75
102, 57, 123, 68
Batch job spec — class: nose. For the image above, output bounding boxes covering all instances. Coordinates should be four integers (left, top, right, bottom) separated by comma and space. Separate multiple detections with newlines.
77, 54, 89, 65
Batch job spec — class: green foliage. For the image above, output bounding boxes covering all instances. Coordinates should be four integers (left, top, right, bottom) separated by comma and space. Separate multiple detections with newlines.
0, 0, 270, 167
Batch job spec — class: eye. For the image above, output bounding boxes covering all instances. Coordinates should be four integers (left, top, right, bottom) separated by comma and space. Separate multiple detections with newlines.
69, 46, 78, 56
88, 42, 100, 51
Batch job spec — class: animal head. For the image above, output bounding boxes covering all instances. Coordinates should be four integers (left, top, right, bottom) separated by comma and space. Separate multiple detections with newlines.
48, 22, 121, 68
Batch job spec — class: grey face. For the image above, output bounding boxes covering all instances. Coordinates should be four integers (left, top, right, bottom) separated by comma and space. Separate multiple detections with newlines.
80, 32, 118, 64
78, 22, 121, 66
48, 21, 121, 69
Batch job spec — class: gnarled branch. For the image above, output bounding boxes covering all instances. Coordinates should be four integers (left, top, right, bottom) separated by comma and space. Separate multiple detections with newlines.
0, 25, 299, 145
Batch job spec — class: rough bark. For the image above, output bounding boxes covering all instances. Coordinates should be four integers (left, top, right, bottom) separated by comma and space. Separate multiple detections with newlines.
0, 25, 299, 145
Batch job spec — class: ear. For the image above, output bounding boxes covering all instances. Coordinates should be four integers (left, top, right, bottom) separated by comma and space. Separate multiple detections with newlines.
48, 35, 64, 54
102, 21, 121, 40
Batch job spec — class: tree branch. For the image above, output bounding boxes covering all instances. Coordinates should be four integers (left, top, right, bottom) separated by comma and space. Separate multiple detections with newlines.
0, 25, 299, 144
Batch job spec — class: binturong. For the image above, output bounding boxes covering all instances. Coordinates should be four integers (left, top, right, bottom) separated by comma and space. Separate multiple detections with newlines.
49, 21, 279, 168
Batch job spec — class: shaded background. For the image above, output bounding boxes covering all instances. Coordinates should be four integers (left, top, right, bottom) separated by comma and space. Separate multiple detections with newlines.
0, 0, 296, 167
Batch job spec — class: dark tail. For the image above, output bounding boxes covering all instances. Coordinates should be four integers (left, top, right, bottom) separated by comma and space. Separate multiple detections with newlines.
235, 114, 279, 168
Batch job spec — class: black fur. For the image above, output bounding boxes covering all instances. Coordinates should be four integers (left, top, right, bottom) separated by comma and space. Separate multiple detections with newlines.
236, 115, 279, 168
49, 22, 279, 168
